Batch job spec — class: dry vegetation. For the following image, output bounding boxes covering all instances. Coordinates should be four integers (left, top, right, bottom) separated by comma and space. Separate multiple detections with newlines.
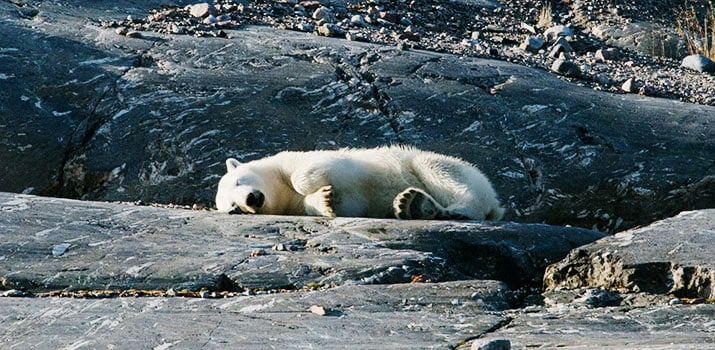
677, 1, 715, 58
537, 1, 553, 29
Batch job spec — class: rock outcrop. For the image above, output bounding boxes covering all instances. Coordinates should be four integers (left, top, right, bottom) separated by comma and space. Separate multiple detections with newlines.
2, 193, 714, 348
1, 1, 714, 233
544, 209, 715, 299
1, 1, 715, 348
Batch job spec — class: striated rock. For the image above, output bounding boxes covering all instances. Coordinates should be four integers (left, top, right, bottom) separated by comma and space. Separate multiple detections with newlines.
681, 54, 715, 73
544, 209, 715, 299
590, 22, 685, 59
0, 281, 512, 349
0, 192, 603, 292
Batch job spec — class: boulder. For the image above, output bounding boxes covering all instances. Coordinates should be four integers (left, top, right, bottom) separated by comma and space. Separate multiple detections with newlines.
550, 59, 581, 77
681, 54, 715, 73
590, 22, 685, 59
519, 37, 545, 53
544, 209, 715, 299
543, 25, 574, 42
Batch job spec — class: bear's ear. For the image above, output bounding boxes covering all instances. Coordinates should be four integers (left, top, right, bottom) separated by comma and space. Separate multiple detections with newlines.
225, 158, 242, 171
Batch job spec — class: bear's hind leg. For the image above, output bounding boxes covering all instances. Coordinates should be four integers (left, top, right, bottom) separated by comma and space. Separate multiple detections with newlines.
393, 188, 449, 219
304, 185, 336, 217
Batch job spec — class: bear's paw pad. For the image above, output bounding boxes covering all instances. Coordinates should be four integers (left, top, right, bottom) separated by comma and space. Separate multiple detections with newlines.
393, 188, 443, 220
315, 185, 336, 217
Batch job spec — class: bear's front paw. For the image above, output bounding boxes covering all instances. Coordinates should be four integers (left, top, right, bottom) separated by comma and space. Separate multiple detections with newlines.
305, 185, 336, 217
393, 188, 444, 220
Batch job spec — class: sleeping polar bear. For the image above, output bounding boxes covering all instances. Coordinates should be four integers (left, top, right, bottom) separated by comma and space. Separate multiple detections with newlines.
215, 146, 504, 220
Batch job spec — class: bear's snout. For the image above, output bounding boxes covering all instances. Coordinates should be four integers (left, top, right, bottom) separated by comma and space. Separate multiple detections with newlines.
246, 190, 265, 209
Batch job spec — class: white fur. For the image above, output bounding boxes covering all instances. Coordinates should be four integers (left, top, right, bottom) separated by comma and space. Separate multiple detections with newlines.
215, 146, 504, 220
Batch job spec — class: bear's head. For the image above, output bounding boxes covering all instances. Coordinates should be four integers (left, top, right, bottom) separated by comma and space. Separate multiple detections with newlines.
215, 158, 286, 215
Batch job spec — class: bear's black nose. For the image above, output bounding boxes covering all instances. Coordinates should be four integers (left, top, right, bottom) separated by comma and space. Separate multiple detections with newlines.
246, 190, 265, 208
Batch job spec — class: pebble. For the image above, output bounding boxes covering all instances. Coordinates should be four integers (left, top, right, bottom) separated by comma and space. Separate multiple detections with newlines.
519, 37, 545, 53
126, 31, 143, 38
544, 25, 574, 42
668, 297, 683, 305
350, 14, 367, 27
169, 24, 185, 34
115, 27, 128, 36
471, 338, 511, 350
548, 42, 572, 58
1, 289, 26, 297
595, 48, 620, 62
681, 54, 715, 73
250, 249, 266, 256
111, 0, 715, 107
309, 304, 327, 316
272, 243, 286, 251
189, 3, 213, 18
296, 23, 315, 32
312, 7, 334, 22
52, 243, 71, 257
621, 77, 637, 92
639, 85, 657, 96
551, 59, 581, 78
317, 23, 345, 37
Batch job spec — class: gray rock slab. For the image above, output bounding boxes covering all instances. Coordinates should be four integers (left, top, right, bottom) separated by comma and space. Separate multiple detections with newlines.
544, 209, 715, 299
0, 192, 602, 293
1, 1, 714, 234
477, 303, 715, 349
0, 281, 510, 349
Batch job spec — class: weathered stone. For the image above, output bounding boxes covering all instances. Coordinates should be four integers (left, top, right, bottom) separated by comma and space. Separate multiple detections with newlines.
317, 23, 345, 37
0, 192, 603, 292
544, 209, 715, 299
519, 36, 545, 53
621, 77, 636, 92
550, 59, 581, 77
594, 48, 620, 62
547, 37, 573, 58
590, 22, 685, 59
543, 25, 573, 42
189, 2, 213, 18
312, 6, 334, 22
489, 303, 715, 348
681, 54, 715, 73
471, 338, 511, 350
0, 281, 511, 349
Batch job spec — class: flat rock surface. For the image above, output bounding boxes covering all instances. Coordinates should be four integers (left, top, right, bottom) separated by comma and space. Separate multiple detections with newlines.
1, 281, 510, 349
481, 303, 715, 349
0, 192, 602, 293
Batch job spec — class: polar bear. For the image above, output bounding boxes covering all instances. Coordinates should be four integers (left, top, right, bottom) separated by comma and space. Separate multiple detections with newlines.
215, 146, 504, 220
